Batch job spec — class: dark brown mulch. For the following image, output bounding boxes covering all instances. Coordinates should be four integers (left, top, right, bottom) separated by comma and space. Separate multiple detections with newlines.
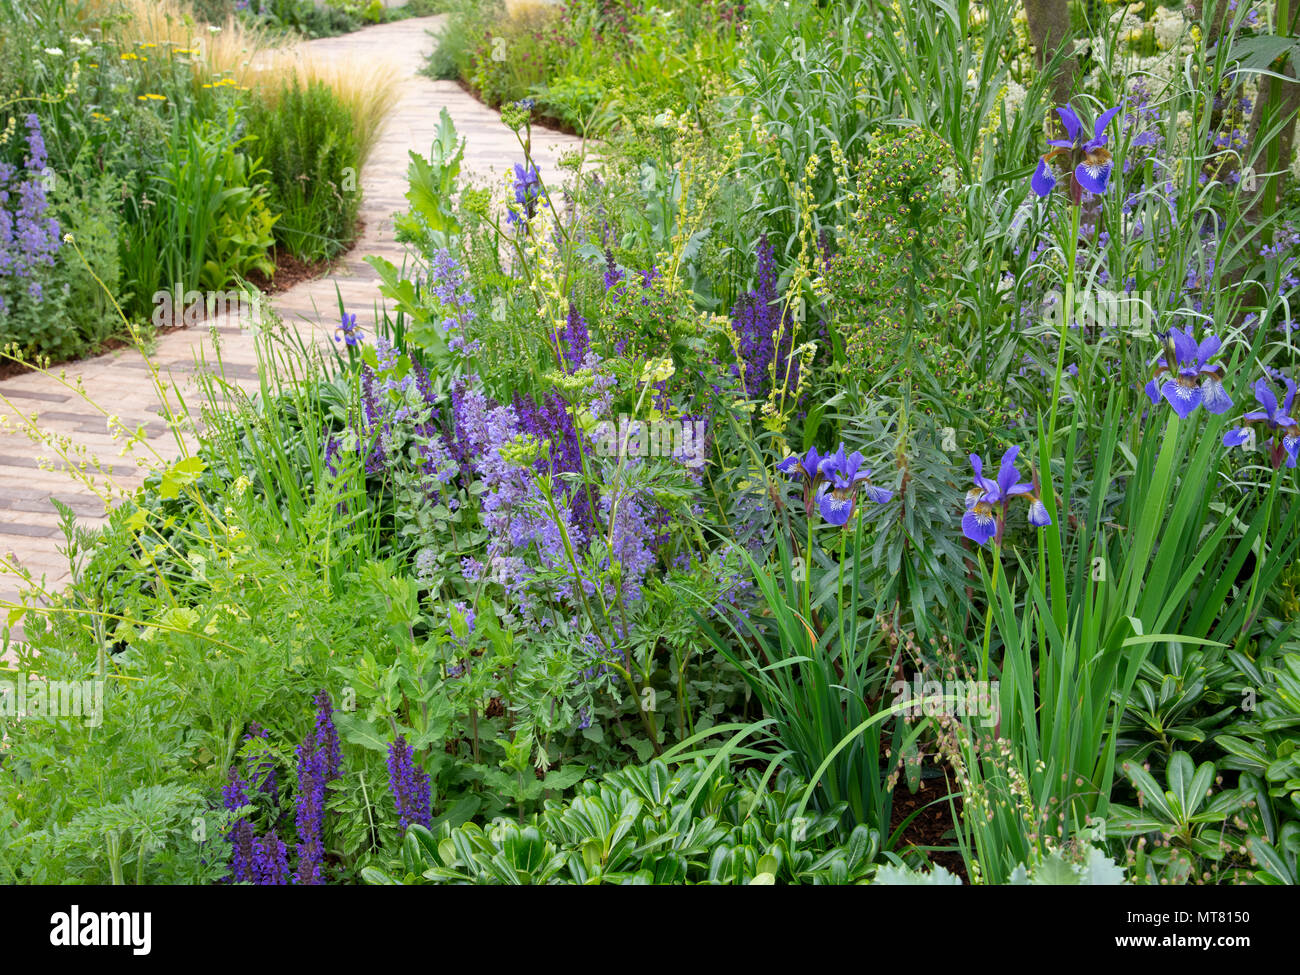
889, 777, 968, 882
245, 235, 355, 294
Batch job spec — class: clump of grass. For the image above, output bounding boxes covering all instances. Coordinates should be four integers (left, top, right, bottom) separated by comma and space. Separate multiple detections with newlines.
246, 76, 367, 263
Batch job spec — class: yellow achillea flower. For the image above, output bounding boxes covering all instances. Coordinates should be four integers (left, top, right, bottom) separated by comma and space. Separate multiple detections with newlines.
90, 111, 111, 122
137, 93, 167, 102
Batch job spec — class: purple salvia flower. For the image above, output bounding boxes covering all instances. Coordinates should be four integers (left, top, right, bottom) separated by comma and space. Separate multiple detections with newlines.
251, 833, 291, 885
386, 735, 431, 836
313, 691, 341, 783
293, 736, 327, 885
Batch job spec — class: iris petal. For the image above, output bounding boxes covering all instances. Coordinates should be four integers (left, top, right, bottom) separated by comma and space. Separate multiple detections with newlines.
1027, 499, 1053, 527
1254, 378, 1278, 421
1222, 428, 1251, 447
1170, 328, 1199, 365
1162, 379, 1203, 418
863, 484, 893, 504
1056, 104, 1082, 144
1201, 377, 1233, 414
996, 446, 1022, 498
1197, 334, 1222, 365
1091, 105, 1122, 146
1074, 159, 1112, 194
819, 493, 854, 526
1031, 158, 1056, 197
962, 509, 997, 546
1284, 434, 1300, 467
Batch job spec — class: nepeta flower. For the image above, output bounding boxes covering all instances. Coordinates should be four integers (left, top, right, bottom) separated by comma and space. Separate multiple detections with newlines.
1222, 374, 1299, 469
1033, 103, 1121, 200
962, 447, 1051, 546
1143, 328, 1233, 419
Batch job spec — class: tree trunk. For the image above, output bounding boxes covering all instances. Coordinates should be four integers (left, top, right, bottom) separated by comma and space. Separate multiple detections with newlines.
1022, 0, 1077, 107
1247, 1, 1300, 222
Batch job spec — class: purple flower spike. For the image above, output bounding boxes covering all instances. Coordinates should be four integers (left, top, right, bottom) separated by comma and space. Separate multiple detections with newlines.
387, 735, 432, 836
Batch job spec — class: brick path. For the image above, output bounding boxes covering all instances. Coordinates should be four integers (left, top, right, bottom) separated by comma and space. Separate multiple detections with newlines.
0, 15, 584, 648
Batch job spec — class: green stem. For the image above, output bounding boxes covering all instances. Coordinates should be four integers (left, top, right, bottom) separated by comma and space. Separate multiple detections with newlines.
1046, 204, 1081, 452
980, 544, 1002, 685
1236, 465, 1281, 649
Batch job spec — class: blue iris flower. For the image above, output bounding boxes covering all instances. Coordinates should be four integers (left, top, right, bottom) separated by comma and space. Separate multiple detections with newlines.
777, 443, 892, 526
962, 447, 1051, 547
334, 311, 364, 347
1143, 328, 1232, 419
1222, 375, 1299, 469
1032, 103, 1121, 199
776, 445, 827, 486
507, 163, 543, 226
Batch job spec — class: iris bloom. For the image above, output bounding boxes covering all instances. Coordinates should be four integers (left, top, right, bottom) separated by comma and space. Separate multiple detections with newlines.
1032, 103, 1121, 202
962, 447, 1052, 547
1222, 375, 1299, 469
777, 443, 892, 526
777, 445, 826, 486
777, 445, 827, 518
816, 443, 893, 527
334, 311, 363, 347
1143, 328, 1232, 419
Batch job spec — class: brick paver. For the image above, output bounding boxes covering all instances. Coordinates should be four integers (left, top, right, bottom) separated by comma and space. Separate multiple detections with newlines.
0, 16, 585, 650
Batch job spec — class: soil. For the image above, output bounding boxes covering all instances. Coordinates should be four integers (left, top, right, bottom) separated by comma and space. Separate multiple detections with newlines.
889, 776, 969, 881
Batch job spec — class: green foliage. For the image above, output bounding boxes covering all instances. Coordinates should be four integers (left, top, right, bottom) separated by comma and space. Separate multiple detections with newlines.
363, 758, 881, 884
246, 78, 364, 263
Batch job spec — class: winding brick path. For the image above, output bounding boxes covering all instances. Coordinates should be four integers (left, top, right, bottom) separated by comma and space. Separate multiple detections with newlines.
0, 15, 584, 647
